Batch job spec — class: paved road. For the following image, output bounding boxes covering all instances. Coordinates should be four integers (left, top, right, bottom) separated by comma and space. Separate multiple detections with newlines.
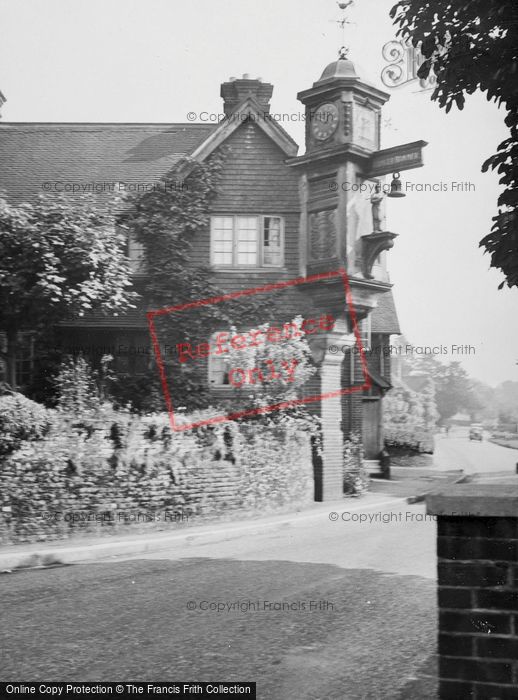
1, 499, 438, 699
433, 427, 518, 475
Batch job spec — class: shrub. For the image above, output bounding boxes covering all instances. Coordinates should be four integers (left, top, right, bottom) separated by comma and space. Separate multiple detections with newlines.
383, 382, 437, 454
54, 355, 101, 415
0, 392, 53, 456
223, 316, 317, 409
343, 432, 369, 496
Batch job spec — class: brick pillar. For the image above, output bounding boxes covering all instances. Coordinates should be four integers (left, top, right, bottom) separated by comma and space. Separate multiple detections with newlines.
427, 484, 518, 699
341, 349, 364, 439
309, 325, 355, 502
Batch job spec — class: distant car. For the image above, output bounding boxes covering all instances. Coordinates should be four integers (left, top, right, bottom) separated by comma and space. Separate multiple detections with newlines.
469, 424, 484, 441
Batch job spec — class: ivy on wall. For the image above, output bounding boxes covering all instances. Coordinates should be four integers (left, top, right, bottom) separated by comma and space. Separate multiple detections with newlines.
118, 153, 286, 412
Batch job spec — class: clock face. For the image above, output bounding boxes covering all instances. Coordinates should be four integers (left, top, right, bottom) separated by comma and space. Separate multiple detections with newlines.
311, 102, 339, 141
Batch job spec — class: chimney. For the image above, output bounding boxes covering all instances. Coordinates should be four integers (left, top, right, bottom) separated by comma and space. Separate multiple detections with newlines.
220, 74, 273, 117
0, 90, 6, 119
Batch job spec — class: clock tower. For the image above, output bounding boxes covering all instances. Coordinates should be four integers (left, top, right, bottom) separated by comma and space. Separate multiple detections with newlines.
285, 53, 426, 501
287, 54, 396, 299
301, 56, 387, 155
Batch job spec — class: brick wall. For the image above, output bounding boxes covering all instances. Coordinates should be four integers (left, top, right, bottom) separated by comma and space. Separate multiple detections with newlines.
427, 486, 518, 700
319, 349, 345, 502
342, 350, 363, 439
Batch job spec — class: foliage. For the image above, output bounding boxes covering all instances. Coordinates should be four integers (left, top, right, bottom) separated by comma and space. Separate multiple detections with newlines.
433, 362, 482, 422
390, 1, 518, 288
119, 157, 230, 307
54, 355, 103, 415
222, 316, 318, 409
0, 192, 137, 387
469, 378, 499, 424
107, 373, 166, 414
21, 330, 70, 406
421, 378, 440, 430
494, 381, 518, 424
343, 432, 369, 496
231, 413, 314, 509
0, 392, 53, 456
491, 430, 518, 440
383, 382, 437, 453
396, 349, 483, 424
118, 155, 283, 411
211, 317, 322, 468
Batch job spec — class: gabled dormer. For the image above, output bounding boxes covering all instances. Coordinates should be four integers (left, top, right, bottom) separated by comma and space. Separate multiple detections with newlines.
184, 75, 298, 166
184, 75, 301, 279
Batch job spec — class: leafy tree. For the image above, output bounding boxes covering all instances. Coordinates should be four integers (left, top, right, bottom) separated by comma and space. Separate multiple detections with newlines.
421, 377, 439, 431
0, 193, 137, 389
470, 378, 498, 423
432, 361, 482, 422
494, 380, 518, 423
390, 1, 518, 287
396, 349, 482, 422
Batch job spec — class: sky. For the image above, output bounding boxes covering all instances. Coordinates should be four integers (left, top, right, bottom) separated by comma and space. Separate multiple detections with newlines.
0, 0, 516, 387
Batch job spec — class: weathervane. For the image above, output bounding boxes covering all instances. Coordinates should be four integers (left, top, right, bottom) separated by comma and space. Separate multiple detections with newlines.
331, 1, 355, 59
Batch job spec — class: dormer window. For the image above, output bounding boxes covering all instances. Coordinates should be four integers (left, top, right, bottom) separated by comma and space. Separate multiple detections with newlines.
210, 215, 284, 268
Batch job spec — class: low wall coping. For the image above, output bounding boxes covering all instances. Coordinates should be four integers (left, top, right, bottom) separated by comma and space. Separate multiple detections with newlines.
426, 483, 518, 518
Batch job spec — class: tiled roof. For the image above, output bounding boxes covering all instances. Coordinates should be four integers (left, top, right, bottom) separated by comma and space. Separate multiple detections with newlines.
0, 119, 401, 337
0, 122, 218, 203
367, 366, 392, 390
371, 290, 400, 335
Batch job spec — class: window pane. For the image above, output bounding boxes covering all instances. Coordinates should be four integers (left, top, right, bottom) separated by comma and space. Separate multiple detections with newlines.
211, 216, 282, 268
0, 332, 33, 387
263, 216, 282, 266
212, 217, 234, 265
213, 252, 229, 265
236, 217, 258, 265
209, 335, 231, 386
237, 217, 257, 230
360, 316, 371, 351
213, 217, 233, 230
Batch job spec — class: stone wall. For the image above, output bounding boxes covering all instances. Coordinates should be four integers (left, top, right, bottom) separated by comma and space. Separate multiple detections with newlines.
0, 412, 313, 545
